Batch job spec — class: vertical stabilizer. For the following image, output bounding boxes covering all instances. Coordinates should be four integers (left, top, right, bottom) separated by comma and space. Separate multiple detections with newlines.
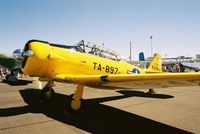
139, 52, 145, 61
146, 53, 162, 73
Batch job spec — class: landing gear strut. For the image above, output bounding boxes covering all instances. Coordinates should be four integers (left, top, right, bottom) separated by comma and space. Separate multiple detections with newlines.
41, 81, 55, 101
70, 84, 84, 111
41, 81, 84, 111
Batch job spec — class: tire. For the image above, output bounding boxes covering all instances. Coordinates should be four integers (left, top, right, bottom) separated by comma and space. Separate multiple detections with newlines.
66, 94, 84, 113
41, 87, 55, 101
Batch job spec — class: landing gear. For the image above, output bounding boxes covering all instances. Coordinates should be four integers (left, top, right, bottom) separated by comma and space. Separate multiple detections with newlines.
69, 84, 84, 111
148, 88, 155, 94
41, 81, 55, 101
40, 81, 84, 112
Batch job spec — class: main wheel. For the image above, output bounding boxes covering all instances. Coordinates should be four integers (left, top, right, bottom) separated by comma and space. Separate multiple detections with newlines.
41, 87, 55, 101
70, 99, 81, 111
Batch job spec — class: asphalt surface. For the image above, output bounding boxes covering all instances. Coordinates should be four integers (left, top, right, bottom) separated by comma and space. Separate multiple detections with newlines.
0, 78, 200, 134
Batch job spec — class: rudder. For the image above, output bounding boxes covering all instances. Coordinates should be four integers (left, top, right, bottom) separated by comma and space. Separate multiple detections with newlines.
146, 53, 162, 73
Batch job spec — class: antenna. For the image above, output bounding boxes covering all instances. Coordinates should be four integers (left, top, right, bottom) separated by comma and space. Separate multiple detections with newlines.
150, 36, 153, 57
129, 41, 132, 61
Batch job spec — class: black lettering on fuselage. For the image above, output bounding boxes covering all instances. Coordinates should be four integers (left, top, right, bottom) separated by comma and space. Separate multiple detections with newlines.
97, 64, 102, 71
93, 62, 97, 69
93, 62, 119, 74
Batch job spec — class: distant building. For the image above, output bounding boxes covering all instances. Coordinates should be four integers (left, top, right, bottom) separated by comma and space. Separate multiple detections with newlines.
146, 55, 194, 63
196, 54, 200, 61
162, 56, 194, 62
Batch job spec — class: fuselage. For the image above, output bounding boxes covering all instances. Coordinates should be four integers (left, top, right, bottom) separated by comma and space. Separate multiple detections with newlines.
21, 40, 145, 79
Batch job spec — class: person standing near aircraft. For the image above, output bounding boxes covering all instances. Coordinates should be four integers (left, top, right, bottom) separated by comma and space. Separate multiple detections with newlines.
172, 64, 180, 72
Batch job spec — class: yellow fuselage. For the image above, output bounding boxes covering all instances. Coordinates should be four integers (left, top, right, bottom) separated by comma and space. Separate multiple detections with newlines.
22, 41, 145, 79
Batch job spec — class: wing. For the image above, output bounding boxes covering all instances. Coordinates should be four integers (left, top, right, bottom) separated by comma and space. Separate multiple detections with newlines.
53, 73, 200, 89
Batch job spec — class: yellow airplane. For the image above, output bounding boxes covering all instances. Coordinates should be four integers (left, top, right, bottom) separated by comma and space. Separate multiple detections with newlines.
13, 40, 200, 111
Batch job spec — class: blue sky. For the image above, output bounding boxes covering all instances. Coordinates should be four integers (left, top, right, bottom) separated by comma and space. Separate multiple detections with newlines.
0, 0, 200, 60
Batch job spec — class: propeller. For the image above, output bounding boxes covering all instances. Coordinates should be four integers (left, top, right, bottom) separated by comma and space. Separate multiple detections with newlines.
13, 49, 34, 59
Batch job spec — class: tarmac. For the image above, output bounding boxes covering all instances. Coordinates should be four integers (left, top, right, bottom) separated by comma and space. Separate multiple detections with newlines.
0, 78, 200, 134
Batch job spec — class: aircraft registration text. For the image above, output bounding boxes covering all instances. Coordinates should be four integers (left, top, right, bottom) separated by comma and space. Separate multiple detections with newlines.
93, 62, 118, 74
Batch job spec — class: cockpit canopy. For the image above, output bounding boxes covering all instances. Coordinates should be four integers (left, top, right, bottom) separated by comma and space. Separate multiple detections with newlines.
61, 40, 121, 61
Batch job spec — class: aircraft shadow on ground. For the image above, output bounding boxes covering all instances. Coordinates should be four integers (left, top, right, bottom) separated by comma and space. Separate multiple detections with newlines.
2, 79, 32, 86
117, 90, 174, 99
0, 88, 191, 134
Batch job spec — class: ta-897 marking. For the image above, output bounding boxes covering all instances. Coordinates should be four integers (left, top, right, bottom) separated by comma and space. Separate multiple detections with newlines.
93, 62, 118, 74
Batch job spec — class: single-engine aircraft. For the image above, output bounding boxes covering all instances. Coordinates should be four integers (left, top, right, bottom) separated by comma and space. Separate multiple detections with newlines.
13, 40, 200, 111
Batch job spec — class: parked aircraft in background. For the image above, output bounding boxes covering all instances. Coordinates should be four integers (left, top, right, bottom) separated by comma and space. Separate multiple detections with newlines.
13, 40, 200, 111
181, 62, 200, 72
139, 52, 145, 61
0, 53, 21, 82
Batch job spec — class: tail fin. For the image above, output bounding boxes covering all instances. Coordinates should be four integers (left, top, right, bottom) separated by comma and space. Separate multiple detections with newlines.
139, 52, 145, 61
146, 53, 162, 73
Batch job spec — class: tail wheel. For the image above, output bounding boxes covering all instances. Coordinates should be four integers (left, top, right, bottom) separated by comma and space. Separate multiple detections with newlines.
148, 88, 155, 94
41, 87, 55, 101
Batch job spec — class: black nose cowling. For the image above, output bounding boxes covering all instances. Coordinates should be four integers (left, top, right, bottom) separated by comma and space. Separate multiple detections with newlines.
13, 40, 39, 69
